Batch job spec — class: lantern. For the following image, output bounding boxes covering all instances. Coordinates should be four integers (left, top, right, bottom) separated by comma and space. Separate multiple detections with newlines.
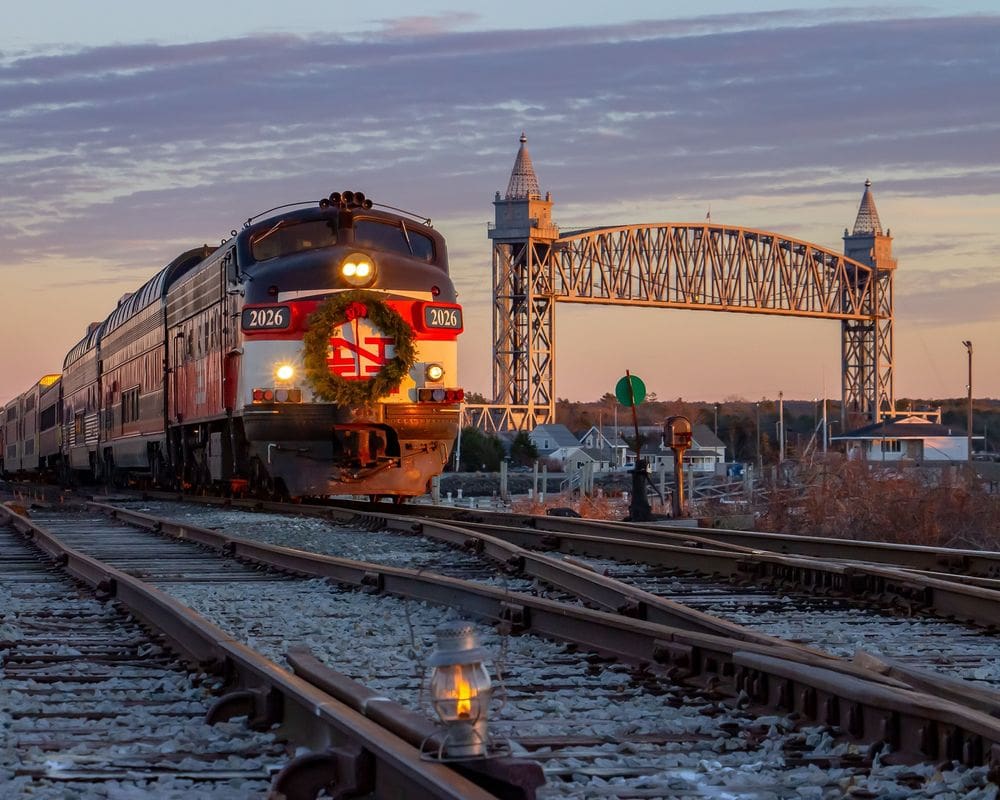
428, 621, 492, 758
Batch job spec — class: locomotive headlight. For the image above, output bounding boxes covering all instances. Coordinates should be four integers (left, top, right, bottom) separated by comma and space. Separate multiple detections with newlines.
275, 364, 295, 382
341, 253, 375, 286
425, 363, 445, 382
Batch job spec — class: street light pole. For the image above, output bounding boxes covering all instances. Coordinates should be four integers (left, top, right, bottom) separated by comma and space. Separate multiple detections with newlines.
963, 340, 973, 463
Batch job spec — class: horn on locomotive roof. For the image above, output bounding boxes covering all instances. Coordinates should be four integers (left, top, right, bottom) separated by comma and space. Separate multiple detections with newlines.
323, 190, 373, 210
242, 191, 375, 228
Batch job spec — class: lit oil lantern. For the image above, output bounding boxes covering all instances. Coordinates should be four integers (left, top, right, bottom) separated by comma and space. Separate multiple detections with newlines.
428, 621, 492, 758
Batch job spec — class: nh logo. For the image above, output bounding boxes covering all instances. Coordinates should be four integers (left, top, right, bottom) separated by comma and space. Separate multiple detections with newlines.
327, 323, 395, 380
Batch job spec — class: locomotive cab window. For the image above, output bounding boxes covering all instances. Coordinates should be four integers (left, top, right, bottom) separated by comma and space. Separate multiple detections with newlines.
354, 219, 435, 262
251, 219, 337, 261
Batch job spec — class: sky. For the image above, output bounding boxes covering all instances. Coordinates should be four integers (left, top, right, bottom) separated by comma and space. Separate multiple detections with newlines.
2, 1, 999, 407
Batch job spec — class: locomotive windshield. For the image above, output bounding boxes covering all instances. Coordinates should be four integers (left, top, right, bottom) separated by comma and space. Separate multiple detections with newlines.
251, 219, 337, 261
354, 219, 435, 262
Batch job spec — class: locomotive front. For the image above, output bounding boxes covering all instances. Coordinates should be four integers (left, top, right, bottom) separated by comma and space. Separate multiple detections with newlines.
234, 191, 464, 498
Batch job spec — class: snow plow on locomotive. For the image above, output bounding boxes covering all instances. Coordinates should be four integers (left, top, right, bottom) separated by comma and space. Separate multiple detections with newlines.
1, 191, 464, 500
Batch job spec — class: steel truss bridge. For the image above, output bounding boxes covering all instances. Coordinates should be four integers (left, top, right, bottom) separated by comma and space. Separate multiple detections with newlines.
464, 139, 895, 433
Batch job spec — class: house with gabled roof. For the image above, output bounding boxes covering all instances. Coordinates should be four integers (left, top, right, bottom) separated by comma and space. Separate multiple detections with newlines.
528, 424, 586, 466
832, 415, 973, 462
611, 423, 728, 474
577, 425, 632, 469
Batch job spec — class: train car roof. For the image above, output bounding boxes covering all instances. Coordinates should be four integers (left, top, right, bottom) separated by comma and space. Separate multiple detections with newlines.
63, 320, 106, 369
104, 246, 216, 335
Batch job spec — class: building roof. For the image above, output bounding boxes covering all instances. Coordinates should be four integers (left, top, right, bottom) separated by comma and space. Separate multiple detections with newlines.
529, 424, 581, 449
833, 415, 966, 441
852, 179, 883, 236
505, 132, 541, 200
692, 424, 725, 449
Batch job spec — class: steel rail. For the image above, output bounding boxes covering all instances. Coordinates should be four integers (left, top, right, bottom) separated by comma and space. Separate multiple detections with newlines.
78, 499, 1000, 775
89, 500, 820, 653
452, 519, 1000, 630
125, 493, 1000, 630
623, 523, 1000, 578
0, 504, 519, 800
321, 498, 1000, 579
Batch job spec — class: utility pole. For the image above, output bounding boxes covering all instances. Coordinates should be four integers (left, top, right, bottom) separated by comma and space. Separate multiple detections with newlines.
778, 391, 785, 464
963, 340, 973, 463
755, 401, 762, 473
822, 397, 828, 454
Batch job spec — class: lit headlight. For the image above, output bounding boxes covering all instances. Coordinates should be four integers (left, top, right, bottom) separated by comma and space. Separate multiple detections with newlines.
341, 253, 375, 286
275, 364, 295, 382
425, 363, 445, 382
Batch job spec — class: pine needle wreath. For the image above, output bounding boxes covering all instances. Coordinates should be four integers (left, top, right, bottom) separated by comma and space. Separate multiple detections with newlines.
303, 290, 416, 406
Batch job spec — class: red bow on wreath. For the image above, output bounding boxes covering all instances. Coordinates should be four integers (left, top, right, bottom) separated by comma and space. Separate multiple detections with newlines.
344, 301, 368, 321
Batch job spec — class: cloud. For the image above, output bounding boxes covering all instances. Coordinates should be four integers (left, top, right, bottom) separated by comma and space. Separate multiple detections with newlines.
373, 13, 482, 38
1, 10, 998, 400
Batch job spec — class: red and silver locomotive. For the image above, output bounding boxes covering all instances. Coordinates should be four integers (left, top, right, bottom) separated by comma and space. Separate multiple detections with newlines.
2, 191, 464, 499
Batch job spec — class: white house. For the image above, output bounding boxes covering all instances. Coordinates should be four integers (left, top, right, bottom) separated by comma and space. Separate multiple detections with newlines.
833, 415, 972, 462
617, 424, 728, 474
562, 447, 613, 474
576, 425, 630, 469
527, 424, 585, 466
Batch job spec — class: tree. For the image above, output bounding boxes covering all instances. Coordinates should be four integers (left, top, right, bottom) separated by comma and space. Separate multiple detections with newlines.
456, 427, 504, 471
510, 431, 538, 466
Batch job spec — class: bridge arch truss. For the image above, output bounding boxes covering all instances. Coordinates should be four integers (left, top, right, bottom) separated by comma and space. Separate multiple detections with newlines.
470, 221, 893, 432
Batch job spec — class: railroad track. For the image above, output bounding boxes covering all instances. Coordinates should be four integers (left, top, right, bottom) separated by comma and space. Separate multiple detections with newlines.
112, 493, 1000, 695
0, 503, 535, 799
5, 499, 1000, 797
116, 497, 1000, 694
0, 519, 285, 796
321, 496, 1000, 581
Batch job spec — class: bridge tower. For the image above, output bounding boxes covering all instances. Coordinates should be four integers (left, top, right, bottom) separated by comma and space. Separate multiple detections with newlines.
842, 180, 895, 424
488, 133, 559, 428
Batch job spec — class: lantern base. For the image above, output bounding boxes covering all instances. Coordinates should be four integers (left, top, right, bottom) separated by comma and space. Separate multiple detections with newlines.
420, 728, 511, 763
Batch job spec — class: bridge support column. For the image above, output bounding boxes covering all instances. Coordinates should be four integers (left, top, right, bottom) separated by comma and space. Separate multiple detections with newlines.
491, 241, 555, 428
842, 180, 896, 427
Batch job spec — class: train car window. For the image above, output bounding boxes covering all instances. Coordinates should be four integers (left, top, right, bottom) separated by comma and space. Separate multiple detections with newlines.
251, 219, 337, 261
122, 388, 140, 424
354, 219, 435, 262
40, 406, 57, 431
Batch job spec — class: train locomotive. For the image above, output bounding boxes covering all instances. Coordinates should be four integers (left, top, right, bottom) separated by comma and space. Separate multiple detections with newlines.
1, 190, 465, 499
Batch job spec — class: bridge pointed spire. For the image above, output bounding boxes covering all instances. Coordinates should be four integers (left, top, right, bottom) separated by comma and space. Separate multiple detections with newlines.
852, 178, 883, 235
505, 132, 541, 200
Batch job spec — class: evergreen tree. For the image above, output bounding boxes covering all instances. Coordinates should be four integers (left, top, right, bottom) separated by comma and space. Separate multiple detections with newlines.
456, 427, 504, 471
510, 431, 538, 466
